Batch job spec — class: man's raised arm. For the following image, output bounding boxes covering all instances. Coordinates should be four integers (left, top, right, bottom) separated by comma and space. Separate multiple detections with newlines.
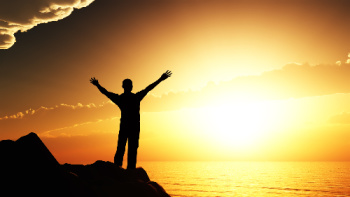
144, 70, 172, 93
90, 77, 111, 96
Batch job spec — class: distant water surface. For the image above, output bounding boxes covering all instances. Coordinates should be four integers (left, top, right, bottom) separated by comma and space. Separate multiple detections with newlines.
139, 161, 350, 197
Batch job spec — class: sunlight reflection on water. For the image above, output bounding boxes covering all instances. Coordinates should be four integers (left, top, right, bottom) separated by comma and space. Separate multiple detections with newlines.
139, 161, 350, 197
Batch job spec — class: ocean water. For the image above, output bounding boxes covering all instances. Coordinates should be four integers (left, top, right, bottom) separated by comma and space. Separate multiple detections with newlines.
138, 162, 350, 197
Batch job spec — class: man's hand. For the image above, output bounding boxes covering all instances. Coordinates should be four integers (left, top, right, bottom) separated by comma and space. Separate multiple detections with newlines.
160, 70, 172, 81
90, 77, 99, 86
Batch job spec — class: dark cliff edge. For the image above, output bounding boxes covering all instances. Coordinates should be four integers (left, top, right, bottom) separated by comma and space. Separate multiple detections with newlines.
0, 132, 170, 197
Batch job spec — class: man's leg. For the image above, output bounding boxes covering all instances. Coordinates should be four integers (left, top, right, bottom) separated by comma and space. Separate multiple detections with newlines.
127, 126, 140, 170
127, 139, 138, 169
114, 130, 127, 167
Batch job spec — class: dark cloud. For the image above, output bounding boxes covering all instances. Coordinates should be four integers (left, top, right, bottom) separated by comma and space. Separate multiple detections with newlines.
0, 0, 94, 49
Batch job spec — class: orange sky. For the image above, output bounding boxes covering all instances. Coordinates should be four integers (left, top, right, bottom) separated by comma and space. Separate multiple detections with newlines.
1, 0, 350, 164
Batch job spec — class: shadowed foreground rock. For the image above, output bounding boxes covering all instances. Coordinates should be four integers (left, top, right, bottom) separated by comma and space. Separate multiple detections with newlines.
0, 132, 170, 197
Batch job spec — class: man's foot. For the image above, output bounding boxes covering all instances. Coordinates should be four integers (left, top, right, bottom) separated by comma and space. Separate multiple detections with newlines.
114, 162, 123, 168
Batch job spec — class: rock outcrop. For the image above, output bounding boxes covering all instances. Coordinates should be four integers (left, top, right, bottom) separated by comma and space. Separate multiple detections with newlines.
0, 132, 170, 197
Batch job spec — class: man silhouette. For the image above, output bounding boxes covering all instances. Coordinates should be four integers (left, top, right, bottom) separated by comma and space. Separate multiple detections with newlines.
90, 70, 172, 169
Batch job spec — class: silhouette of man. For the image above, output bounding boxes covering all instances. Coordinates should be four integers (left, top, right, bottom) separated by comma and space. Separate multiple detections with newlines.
90, 70, 172, 169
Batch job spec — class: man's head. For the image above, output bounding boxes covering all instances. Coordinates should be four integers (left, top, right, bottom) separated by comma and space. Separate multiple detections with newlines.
122, 79, 133, 92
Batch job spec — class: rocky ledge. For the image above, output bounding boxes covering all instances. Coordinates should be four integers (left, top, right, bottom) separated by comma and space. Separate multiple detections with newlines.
0, 132, 170, 197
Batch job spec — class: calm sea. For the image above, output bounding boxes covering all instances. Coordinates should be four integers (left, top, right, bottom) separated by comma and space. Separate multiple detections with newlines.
138, 162, 350, 197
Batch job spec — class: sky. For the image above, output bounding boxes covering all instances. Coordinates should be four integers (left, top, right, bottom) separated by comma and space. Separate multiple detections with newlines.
1, 0, 350, 164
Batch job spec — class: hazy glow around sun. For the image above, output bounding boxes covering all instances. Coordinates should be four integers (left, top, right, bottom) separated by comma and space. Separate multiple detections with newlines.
188, 100, 286, 151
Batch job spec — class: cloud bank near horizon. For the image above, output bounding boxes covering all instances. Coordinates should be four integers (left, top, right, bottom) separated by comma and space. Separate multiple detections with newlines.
0, 0, 94, 49
142, 57, 350, 111
3, 59, 350, 139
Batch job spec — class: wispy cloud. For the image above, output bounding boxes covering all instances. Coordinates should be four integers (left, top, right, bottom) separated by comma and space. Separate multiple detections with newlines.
40, 116, 119, 138
329, 112, 350, 124
346, 53, 350, 64
0, 101, 117, 139
0, 0, 94, 49
0, 102, 102, 120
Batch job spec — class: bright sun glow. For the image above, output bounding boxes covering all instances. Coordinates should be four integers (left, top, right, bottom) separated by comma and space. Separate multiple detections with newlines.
191, 101, 284, 151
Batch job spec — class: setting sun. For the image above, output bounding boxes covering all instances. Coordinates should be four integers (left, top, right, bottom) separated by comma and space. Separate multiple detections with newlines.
189, 101, 281, 151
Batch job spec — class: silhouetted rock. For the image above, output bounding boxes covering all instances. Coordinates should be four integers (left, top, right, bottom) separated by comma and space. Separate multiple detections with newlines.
0, 132, 67, 196
0, 133, 170, 197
